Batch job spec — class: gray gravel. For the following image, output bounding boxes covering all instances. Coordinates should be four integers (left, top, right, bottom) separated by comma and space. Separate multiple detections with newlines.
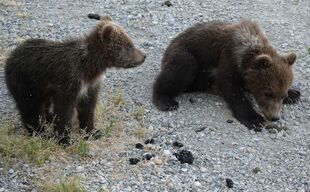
1, 0, 310, 191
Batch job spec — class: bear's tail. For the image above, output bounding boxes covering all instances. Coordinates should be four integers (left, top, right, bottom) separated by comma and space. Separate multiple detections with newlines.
88, 13, 101, 20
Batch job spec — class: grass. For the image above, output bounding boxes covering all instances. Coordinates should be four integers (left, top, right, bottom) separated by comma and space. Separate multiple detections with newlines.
132, 127, 148, 139
69, 139, 90, 159
94, 92, 126, 140
308, 47, 310, 55
17, 11, 31, 19
43, 177, 85, 192
0, 122, 61, 165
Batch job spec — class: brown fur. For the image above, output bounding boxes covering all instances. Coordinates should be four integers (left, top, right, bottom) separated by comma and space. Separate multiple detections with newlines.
5, 14, 146, 145
153, 20, 300, 130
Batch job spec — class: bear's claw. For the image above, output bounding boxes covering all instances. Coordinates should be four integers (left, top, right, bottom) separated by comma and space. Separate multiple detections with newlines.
283, 88, 301, 104
236, 112, 265, 132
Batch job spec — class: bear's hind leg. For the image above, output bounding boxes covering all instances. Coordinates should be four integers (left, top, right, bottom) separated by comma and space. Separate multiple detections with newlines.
152, 51, 198, 111
16, 96, 46, 135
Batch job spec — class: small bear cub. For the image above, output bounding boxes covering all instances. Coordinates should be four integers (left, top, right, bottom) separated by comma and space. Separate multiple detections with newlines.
152, 20, 300, 130
5, 14, 146, 145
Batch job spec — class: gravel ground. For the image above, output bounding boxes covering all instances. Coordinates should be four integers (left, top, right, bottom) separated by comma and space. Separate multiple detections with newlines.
1, 0, 310, 191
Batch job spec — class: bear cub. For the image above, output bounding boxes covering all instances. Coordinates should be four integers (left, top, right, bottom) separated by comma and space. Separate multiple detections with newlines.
5, 14, 146, 145
153, 20, 300, 130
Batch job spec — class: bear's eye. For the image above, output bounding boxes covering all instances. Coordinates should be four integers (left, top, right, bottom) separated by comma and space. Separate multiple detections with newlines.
264, 92, 274, 98
127, 44, 134, 51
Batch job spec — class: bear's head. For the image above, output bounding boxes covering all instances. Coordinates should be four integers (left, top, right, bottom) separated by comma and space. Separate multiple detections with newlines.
243, 52, 297, 121
87, 15, 146, 68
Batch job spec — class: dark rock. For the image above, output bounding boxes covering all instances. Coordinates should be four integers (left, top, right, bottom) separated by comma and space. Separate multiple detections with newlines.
173, 141, 184, 148
252, 167, 261, 174
226, 178, 234, 188
189, 98, 195, 103
162, 0, 173, 7
144, 138, 155, 144
135, 143, 144, 149
226, 119, 234, 123
174, 150, 194, 164
195, 126, 207, 133
143, 153, 155, 160
129, 158, 140, 165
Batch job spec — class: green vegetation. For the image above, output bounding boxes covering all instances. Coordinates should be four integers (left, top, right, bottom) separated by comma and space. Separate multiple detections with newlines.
0, 122, 60, 165
44, 177, 85, 192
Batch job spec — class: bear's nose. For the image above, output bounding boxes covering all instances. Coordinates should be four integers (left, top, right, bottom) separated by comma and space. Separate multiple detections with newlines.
270, 116, 280, 121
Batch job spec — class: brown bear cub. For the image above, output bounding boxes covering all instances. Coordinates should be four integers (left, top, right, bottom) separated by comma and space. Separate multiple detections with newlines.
153, 20, 300, 130
5, 14, 146, 145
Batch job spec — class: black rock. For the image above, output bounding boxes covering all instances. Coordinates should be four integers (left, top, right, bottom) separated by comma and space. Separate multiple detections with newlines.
226, 178, 234, 188
226, 119, 234, 123
135, 143, 144, 149
144, 138, 155, 144
129, 158, 140, 165
143, 153, 155, 160
162, 0, 173, 7
252, 167, 261, 174
194, 126, 207, 133
173, 141, 184, 148
174, 150, 194, 164
189, 98, 195, 103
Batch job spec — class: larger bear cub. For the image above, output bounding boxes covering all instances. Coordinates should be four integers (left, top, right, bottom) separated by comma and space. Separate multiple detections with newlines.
153, 20, 300, 130
5, 14, 146, 144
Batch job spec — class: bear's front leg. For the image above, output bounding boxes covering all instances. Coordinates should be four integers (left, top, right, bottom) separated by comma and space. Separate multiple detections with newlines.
77, 86, 102, 140
283, 88, 301, 104
53, 94, 77, 146
217, 72, 265, 131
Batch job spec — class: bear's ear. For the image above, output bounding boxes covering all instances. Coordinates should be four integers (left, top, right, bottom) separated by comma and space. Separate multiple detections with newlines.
98, 25, 117, 41
253, 54, 272, 70
100, 15, 113, 22
283, 52, 297, 66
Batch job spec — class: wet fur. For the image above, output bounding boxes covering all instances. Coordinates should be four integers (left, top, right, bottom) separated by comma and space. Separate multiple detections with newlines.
5, 15, 146, 144
153, 20, 300, 130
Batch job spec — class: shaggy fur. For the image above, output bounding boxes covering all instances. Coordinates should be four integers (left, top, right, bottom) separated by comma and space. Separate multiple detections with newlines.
153, 20, 300, 130
5, 14, 146, 144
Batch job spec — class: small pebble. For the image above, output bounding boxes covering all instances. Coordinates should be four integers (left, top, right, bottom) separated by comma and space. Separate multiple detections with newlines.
163, 150, 171, 157
174, 150, 194, 164
76, 166, 84, 172
154, 157, 163, 165
226, 178, 234, 188
129, 158, 140, 165
200, 167, 207, 172
268, 128, 278, 134
227, 119, 234, 123
193, 181, 202, 187
253, 167, 261, 174
173, 141, 184, 148
135, 143, 144, 149
8, 169, 14, 174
